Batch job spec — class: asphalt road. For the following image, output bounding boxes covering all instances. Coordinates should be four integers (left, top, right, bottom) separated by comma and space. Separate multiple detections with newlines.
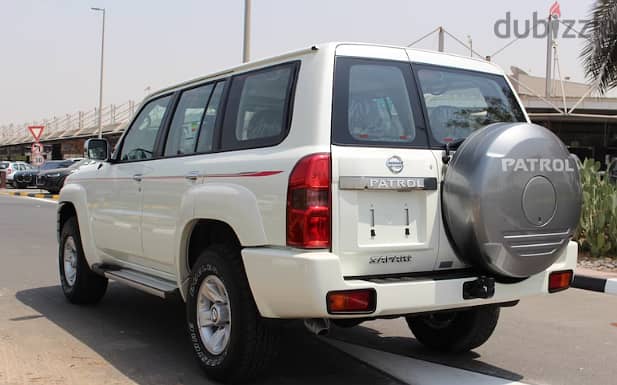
0, 193, 616, 385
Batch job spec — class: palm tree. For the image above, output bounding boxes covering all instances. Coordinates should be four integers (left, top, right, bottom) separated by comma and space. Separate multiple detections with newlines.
581, 0, 617, 94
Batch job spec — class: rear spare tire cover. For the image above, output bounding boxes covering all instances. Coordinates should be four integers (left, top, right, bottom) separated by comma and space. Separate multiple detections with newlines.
442, 122, 581, 278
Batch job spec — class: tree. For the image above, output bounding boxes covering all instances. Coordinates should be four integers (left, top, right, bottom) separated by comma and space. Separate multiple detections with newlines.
581, 0, 617, 94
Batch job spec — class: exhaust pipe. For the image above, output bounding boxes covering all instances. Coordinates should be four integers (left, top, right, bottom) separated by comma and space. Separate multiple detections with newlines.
304, 318, 330, 336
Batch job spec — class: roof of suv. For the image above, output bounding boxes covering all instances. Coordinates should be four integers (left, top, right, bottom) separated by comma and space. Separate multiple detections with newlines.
146, 42, 505, 101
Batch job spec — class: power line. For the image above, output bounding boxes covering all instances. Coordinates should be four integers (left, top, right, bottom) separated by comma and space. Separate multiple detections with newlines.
406, 27, 440, 47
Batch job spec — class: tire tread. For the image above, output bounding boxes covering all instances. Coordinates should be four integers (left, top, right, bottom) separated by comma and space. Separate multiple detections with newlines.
60, 217, 107, 304
189, 243, 279, 383
406, 305, 500, 353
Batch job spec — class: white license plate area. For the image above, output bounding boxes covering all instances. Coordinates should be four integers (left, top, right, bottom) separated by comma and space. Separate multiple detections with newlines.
356, 191, 427, 247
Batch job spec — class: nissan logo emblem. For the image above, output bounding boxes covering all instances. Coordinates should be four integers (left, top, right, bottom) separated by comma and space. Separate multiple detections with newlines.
386, 156, 404, 174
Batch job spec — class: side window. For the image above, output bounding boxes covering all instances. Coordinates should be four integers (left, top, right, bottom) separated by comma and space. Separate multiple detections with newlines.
164, 84, 214, 156
120, 95, 172, 161
222, 63, 297, 150
196, 81, 226, 153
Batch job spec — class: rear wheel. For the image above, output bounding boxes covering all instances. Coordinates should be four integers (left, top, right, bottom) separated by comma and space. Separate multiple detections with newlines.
186, 245, 279, 383
405, 305, 500, 353
59, 217, 108, 304
14, 182, 27, 189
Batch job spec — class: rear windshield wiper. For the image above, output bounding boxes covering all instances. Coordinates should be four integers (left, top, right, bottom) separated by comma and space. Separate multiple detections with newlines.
442, 138, 466, 164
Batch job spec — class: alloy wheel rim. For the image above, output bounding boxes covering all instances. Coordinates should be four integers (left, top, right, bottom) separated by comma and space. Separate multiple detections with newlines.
63, 236, 78, 286
197, 275, 232, 355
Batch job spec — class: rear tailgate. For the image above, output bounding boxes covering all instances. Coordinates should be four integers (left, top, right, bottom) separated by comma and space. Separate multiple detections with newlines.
330, 54, 442, 277
331, 146, 440, 277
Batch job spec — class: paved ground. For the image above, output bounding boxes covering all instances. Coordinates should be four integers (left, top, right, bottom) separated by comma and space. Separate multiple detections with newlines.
1, 193, 616, 385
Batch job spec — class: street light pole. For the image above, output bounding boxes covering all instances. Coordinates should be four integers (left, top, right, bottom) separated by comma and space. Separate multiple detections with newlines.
91, 7, 105, 138
242, 0, 251, 63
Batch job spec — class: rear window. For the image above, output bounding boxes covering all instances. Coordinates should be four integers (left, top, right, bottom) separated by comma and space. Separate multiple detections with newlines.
332, 58, 427, 148
221, 62, 299, 150
0, 162, 8, 169
415, 65, 526, 144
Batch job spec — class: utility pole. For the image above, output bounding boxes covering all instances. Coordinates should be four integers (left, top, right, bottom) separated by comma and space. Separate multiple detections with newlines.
242, 0, 251, 63
545, 15, 553, 97
91, 7, 106, 138
438, 26, 444, 52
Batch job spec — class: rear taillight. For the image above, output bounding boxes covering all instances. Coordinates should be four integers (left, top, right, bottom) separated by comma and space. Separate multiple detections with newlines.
287, 153, 331, 248
6, 168, 12, 175
548, 270, 573, 293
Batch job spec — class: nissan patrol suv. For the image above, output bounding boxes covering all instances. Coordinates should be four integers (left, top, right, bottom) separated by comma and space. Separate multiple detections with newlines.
58, 43, 581, 382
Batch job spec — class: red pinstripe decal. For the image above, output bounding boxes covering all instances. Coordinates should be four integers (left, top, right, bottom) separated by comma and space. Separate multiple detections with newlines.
204, 171, 283, 178
65, 170, 283, 183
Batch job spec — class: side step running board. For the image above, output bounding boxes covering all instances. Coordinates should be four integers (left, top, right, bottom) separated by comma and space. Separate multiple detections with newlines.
93, 264, 179, 299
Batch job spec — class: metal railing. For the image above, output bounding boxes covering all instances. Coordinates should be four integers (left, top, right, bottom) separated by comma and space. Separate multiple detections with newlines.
0, 100, 138, 146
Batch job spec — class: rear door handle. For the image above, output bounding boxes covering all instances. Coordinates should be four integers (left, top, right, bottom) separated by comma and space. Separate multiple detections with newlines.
185, 171, 199, 181
132, 174, 143, 182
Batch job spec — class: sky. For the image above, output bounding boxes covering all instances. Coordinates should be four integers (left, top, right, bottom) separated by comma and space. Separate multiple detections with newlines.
0, 0, 601, 125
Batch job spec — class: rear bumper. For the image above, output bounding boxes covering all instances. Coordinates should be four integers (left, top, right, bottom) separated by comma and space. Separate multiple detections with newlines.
242, 241, 578, 318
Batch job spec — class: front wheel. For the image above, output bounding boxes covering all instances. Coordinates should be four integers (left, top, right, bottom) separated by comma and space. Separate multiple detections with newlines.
59, 217, 108, 304
186, 245, 279, 383
405, 305, 500, 353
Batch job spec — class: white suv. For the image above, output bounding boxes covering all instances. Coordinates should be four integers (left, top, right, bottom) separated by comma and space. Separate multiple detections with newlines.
58, 43, 581, 382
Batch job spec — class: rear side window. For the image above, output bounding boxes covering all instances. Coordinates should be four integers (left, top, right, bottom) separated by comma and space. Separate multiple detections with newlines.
222, 62, 299, 150
415, 65, 525, 144
164, 84, 214, 156
0, 162, 8, 169
196, 81, 226, 153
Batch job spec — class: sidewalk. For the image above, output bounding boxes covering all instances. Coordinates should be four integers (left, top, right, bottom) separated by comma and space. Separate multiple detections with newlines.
573, 267, 617, 295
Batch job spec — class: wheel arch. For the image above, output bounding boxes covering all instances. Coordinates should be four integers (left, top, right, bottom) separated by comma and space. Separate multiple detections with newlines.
177, 218, 243, 300
58, 183, 100, 267
57, 201, 77, 243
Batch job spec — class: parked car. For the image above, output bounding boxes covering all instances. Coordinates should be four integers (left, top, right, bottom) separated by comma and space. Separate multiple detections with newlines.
12, 165, 42, 189
12, 169, 37, 189
0, 161, 33, 187
36, 159, 89, 194
57, 43, 581, 383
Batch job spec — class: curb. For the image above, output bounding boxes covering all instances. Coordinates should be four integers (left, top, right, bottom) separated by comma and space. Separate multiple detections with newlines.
572, 274, 617, 295
1, 191, 59, 201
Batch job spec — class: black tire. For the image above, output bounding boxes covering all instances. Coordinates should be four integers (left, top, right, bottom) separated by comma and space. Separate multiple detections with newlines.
15, 182, 27, 189
48, 189, 60, 195
59, 217, 108, 304
187, 244, 279, 383
405, 305, 500, 353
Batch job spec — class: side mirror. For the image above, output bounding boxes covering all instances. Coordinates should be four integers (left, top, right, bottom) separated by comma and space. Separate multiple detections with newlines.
84, 138, 110, 161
